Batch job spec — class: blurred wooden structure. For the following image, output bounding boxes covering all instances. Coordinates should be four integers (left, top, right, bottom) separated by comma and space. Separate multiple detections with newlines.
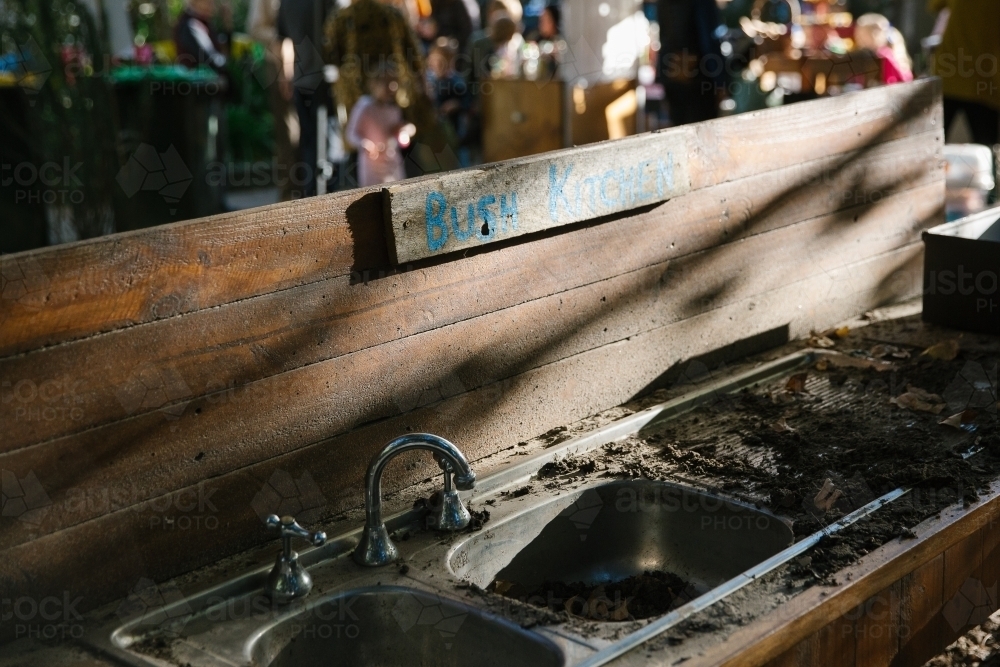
482, 78, 638, 163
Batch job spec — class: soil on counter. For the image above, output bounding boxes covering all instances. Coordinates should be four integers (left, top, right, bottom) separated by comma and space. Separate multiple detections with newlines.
493, 570, 693, 622
519, 322, 999, 585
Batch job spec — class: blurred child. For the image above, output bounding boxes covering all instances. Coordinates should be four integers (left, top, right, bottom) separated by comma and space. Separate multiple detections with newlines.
427, 38, 472, 161
345, 71, 416, 186
854, 14, 913, 85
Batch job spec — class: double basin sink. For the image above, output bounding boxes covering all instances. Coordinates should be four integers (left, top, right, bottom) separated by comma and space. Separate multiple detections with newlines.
99, 479, 792, 667
91, 356, 814, 667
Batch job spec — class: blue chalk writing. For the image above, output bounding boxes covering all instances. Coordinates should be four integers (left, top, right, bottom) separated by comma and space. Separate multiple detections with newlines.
476, 195, 497, 241
424, 190, 520, 251
425, 191, 448, 251
546, 152, 677, 220
450, 202, 475, 241
549, 164, 574, 222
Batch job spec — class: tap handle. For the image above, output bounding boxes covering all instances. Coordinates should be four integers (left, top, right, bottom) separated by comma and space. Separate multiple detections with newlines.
267, 515, 327, 556
434, 454, 456, 492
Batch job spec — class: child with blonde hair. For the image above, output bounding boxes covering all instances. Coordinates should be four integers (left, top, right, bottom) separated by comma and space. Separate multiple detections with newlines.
854, 14, 913, 85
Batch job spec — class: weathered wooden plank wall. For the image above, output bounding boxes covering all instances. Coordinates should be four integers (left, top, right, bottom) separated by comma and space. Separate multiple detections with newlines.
0, 80, 944, 621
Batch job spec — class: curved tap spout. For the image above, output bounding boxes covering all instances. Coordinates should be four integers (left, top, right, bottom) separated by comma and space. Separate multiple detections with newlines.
353, 433, 476, 567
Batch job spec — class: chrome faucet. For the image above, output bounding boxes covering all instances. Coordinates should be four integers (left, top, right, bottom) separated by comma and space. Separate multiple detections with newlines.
265, 514, 326, 603
353, 433, 476, 567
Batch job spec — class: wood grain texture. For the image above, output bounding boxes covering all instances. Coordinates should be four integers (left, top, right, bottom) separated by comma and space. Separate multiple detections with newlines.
0, 182, 941, 549
0, 132, 943, 456
0, 242, 928, 611
0, 189, 386, 357
0, 81, 945, 619
0, 80, 939, 356
895, 554, 945, 667
854, 580, 903, 667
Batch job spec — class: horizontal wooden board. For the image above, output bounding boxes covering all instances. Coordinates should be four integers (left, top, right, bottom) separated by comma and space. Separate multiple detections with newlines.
383, 128, 694, 262
0, 132, 943, 455
0, 242, 928, 611
0, 80, 940, 357
0, 181, 942, 549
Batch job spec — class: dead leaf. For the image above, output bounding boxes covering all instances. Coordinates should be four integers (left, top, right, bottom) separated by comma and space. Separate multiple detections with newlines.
814, 478, 843, 512
891, 390, 947, 415
785, 372, 808, 393
905, 384, 944, 403
813, 350, 893, 371
921, 339, 960, 361
939, 410, 977, 429
770, 391, 796, 405
870, 344, 911, 360
815, 359, 830, 371
808, 335, 836, 349
492, 580, 514, 595
770, 418, 796, 433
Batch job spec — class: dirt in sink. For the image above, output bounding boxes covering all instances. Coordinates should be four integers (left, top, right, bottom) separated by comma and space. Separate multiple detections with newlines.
631, 326, 999, 581
519, 320, 999, 585
492, 570, 694, 622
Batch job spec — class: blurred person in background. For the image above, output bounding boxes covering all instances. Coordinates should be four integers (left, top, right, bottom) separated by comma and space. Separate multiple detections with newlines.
175, 0, 233, 75
526, 4, 562, 78
928, 0, 1000, 146
279, 0, 330, 198
427, 38, 472, 164
527, 4, 559, 42
431, 0, 475, 54
853, 14, 912, 85
247, 0, 296, 200
346, 68, 416, 185
656, 0, 725, 125
468, 7, 522, 83
417, 16, 440, 53
325, 0, 451, 179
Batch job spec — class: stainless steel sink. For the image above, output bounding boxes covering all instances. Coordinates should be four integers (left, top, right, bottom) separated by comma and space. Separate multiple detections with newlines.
87, 353, 868, 667
450, 480, 793, 601
248, 587, 563, 667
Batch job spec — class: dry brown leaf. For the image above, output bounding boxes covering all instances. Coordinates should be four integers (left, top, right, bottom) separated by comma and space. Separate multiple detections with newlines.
921, 339, 960, 361
870, 344, 911, 360
939, 410, 977, 429
770, 391, 796, 404
814, 478, 843, 512
905, 384, 944, 403
808, 336, 836, 349
785, 372, 808, 393
815, 358, 830, 371
492, 580, 514, 595
813, 350, 893, 371
891, 392, 947, 415
770, 418, 796, 433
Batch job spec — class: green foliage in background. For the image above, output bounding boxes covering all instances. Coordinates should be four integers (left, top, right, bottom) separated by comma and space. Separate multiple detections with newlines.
1, 0, 121, 239
225, 42, 275, 164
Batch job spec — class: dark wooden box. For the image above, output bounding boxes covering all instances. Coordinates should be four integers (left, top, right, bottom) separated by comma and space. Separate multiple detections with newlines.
922, 207, 1000, 333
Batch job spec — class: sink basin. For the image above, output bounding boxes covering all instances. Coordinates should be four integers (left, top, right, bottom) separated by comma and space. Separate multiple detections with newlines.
451, 480, 793, 602
248, 586, 564, 667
